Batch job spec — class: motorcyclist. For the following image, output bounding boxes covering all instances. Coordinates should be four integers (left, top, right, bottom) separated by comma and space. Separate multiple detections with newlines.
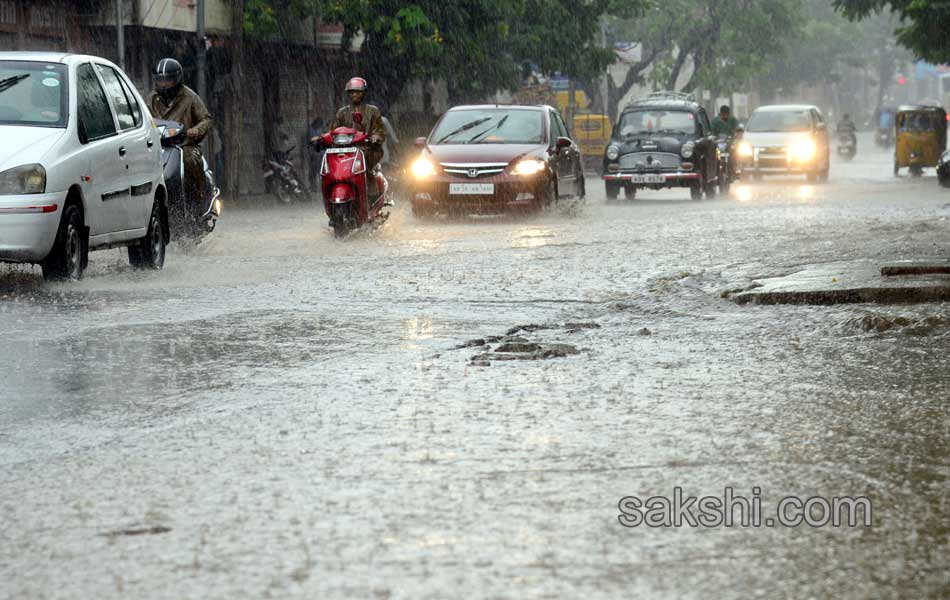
146, 58, 212, 202
837, 113, 857, 145
710, 105, 739, 137
328, 77, 386, 180
710, 105, 739, 178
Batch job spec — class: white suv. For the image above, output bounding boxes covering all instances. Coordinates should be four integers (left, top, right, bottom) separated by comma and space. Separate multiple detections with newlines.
0, 52, 167, 280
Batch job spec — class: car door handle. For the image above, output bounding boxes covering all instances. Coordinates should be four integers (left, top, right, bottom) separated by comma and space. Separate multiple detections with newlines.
118, 146, 127, 156
146, 138, 154, 148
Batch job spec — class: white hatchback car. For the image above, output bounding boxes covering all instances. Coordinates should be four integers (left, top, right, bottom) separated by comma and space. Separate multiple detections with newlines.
0, 52, 166, 280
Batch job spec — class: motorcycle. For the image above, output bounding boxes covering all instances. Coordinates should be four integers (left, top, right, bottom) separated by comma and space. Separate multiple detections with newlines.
315, 125, 391, 238
938, 150, 950, 188
837, 131, 857, 161
716, 135, 738, 193
262, 148, 305, 204
874, 129, 893, 148
156, 119, 221, 242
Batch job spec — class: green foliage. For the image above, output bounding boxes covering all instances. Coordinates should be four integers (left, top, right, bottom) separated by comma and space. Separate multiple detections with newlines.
834, 0, 950, 64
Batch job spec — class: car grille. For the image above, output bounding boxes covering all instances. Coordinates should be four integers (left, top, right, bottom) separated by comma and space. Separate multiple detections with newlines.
757, 146, 788, 165
619, 152, 680, 170
440, 162, 507, 179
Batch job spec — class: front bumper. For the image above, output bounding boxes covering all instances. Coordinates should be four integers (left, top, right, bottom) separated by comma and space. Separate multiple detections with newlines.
409, 173, 548, 213
602, 171, 700, 188
0, 192, 66, 263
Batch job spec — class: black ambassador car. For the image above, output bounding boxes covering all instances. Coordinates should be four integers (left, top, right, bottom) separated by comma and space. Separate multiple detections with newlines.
602, 92, 721, 201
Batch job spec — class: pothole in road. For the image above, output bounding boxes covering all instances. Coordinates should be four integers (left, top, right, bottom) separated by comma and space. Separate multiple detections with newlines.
453, 322, 598, 366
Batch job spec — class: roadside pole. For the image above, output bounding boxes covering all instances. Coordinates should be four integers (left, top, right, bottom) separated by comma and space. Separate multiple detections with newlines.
115, 0, 125, 69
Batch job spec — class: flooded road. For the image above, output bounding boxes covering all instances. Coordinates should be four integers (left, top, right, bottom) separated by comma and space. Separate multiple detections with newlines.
2, 137, 950, 598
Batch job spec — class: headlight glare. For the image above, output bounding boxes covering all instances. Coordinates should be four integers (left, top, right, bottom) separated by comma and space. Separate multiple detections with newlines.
512, 159, 546, 176
0, 164, 46, 195
737, 142, 753, 157
791, 139, 817, 161
411, 158, 436, 179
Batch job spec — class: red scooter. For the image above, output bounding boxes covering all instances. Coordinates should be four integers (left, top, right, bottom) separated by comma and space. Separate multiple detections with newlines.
317, 122, 391, 238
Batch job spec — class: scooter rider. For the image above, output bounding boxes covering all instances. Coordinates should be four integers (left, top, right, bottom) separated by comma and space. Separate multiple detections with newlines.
146, 58, 212, 202
329, 77, 386, 179
837, 113, 857, 145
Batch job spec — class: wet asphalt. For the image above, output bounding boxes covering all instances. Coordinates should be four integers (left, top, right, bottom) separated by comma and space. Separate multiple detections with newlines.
2, 134, 950, 598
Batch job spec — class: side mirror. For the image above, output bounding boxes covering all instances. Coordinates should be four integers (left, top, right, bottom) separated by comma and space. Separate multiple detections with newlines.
555, 136, 572, 149
414, 136, 427, 148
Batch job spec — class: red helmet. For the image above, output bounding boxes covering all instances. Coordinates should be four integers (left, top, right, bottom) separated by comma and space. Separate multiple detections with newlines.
345, 77, 368, 93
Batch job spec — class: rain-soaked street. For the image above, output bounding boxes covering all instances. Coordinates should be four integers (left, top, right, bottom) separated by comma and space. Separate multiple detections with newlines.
2, 135, 950, 598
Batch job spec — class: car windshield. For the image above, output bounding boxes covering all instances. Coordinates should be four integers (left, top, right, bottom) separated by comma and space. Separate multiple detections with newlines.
746, 110, 812, 132
430, 109, 545, 144
0, 61, 68, 128
617, 109, 696, 137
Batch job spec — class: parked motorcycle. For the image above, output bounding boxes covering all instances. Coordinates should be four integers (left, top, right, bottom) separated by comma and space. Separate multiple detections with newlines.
262, 148, 305, 204
156, 119, 221, 242
837, 132, 857, 161
315, 126, 391, 238
716, 135, 738, 193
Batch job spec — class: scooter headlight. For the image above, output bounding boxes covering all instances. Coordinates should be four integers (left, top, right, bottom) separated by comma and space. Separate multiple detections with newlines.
333, 133, 355, 146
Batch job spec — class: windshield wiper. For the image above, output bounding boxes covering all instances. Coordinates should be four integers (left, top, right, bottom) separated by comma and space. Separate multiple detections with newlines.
435, 117, 492, 144
0, 74, 29, 94
467, 114, 509, 144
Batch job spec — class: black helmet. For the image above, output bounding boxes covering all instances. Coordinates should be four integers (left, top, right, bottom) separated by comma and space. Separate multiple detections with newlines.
153, 58, 183, 102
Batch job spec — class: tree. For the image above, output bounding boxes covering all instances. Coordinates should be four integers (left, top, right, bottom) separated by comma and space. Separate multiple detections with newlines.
606, 0, 803, 118
834, 0, 950, 64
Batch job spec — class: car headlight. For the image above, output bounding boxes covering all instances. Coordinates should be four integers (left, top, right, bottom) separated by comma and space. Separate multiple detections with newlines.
681, 142, 695, 159
606, 144, 620, 160
736, 142, 753, 157
512, 159, 546, 176
791, 139, 816, 161
411, 158, 436, 179
0, 164, 46, 195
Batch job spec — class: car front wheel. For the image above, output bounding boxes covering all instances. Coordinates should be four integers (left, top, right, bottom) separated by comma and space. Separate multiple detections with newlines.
42, 204, 85, 281
128, 203, 166, 270
605, 181, 619, 202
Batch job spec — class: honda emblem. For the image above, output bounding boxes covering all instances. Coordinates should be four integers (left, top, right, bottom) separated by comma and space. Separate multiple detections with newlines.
467, 168, 479, 178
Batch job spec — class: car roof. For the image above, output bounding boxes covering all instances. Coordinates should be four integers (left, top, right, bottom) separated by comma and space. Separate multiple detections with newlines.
447, 104, 550, 112
753, 104, 819, 113
0, 51, 122, 69
622, 99, 698, 112
897, 104, 944, 112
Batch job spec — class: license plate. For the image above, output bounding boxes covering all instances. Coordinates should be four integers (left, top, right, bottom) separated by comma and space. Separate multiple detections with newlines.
449, 183, 494, 195
631, 174, 665, 184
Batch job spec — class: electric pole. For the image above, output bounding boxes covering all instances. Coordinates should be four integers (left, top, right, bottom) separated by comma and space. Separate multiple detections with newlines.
115, 0, 125, 69
196, 0, 207, 100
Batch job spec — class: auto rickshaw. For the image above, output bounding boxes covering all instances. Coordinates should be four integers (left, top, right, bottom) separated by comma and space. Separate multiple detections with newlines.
894, 105, 948, 177
573, 113, 612, 171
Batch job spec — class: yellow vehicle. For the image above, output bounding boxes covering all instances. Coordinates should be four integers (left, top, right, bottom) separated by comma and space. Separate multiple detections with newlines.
894, 105, 948, 176
573, 114, 613, 164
